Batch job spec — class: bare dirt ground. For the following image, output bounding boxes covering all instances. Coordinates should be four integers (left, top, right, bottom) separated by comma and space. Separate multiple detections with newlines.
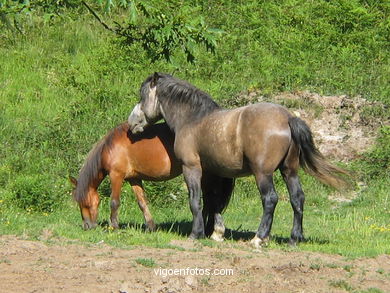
1, 235, 389, 293
1, 93, 388, 292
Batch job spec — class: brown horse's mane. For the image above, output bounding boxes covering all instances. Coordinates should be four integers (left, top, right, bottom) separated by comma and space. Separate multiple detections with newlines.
74, 123, 129, 204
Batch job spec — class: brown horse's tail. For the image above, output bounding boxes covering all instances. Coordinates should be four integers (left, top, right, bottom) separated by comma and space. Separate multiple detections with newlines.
288, 116, 350, 189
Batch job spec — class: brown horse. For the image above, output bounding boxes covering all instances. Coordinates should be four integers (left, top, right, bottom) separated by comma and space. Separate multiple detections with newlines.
69, 122, 234, 239
127, 73, 350, 246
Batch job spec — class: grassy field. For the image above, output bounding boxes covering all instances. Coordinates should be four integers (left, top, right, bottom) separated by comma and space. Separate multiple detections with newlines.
0, 1, 389, 258
0, 173, 389, 257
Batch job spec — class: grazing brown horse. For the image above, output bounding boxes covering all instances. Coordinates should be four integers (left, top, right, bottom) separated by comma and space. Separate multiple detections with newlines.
128, 73, 350, 246
70, 122, 234, 239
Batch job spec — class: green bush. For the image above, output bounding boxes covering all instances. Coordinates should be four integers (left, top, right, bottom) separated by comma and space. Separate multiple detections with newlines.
143, 178, 187, 208
0, 165, 11, 188
361, 126, 390, 179
9, 174, 58, 212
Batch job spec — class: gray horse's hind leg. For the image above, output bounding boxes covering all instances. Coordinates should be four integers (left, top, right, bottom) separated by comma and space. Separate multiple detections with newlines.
282, 173, 305, 245
210, 214, 225, 242
202, 200, 223, 241
203, 208, 225, 242
202, 199, 224, 241
280, 142, 305, 245
251, 173, 279, 248
202, 193, 216, 237
202, 176, 234, 242
210, 177, 234, 242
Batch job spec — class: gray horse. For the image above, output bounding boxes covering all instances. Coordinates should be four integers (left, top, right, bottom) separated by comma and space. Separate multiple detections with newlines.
128, 72, 349, 247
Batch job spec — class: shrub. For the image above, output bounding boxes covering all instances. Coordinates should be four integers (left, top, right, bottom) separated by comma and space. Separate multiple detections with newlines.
143, 178, 187, 208
10, 174, 58, 212
360, 126, 390, 179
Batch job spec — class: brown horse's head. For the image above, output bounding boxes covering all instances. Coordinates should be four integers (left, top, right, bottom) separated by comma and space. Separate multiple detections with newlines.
69, 176, 100, 230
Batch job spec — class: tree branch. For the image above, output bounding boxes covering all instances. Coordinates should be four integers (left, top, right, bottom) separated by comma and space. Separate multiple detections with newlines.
81, 1, 116, 34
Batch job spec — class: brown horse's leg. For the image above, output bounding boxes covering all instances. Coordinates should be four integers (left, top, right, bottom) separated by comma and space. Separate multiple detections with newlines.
109, 172, 123, 229
251, 173, 278, 248
129, 179, 156, 231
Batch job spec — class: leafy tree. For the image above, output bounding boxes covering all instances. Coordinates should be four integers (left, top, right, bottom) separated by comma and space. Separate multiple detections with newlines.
84, 0, 222, 63
0, 0, 222, 63
115, 1, 221, 62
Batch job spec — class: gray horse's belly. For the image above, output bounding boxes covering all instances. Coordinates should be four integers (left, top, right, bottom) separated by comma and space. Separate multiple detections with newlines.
200, 153, 252, 178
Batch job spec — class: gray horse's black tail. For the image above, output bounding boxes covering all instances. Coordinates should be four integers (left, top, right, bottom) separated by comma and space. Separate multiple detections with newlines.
288, 116, 350, 189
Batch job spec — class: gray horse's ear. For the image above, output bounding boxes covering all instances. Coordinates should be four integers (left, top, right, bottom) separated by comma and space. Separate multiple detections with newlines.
151, 72, 160, 87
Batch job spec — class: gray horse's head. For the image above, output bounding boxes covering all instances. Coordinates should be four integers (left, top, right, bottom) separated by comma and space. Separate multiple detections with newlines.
128, 73, 163, 134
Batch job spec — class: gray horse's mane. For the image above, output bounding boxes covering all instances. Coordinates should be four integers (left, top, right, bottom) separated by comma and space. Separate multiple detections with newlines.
74, 123, 128, 203
143, 73, 221, 120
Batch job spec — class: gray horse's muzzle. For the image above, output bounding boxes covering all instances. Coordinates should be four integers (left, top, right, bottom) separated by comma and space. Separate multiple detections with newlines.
128, 103, 148, 134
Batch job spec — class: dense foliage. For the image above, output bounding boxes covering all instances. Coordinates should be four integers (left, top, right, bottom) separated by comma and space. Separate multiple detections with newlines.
1, 0, 221, 62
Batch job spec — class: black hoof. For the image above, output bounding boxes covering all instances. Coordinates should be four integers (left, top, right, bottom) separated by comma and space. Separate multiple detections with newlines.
189, 232, 205, 240
289, 235, 305, 246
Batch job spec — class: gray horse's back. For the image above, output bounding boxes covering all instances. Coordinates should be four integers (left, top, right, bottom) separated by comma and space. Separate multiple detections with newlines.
240, 103, 292, 174
192, 103, 292, 177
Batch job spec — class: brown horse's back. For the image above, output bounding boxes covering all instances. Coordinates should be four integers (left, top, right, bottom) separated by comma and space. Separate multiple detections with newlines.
101, 123, 182, 181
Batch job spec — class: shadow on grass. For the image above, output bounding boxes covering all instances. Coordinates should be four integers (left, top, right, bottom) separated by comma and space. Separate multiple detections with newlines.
272, 235, 330, 245
224, 228, 255, 241
98, 220, 193, 236
157, 221, 193, 237
98, 220, 146, 231
98, 220, 329, 245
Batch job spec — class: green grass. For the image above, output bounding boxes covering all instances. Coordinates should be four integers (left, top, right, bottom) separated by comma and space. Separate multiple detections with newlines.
0, 173, 389, 257
0, 1, 389, 258
329, 279, 354, 292
135, 258, 157, 268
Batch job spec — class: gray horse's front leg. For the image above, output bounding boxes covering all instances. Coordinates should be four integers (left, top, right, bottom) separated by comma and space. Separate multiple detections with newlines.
183, 166, 205, 239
